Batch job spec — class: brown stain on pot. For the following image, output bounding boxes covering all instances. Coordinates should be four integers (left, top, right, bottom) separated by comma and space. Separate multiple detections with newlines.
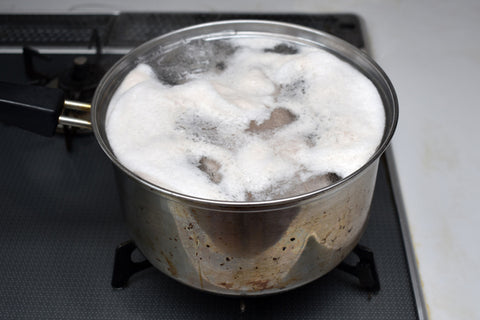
198, 263, 204, 289
218, 282, 233, 289
247, 279, 273, 291
160, 251, 178, 277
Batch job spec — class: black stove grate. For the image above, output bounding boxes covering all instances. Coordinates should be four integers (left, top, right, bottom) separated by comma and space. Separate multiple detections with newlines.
111, 240, 381, 293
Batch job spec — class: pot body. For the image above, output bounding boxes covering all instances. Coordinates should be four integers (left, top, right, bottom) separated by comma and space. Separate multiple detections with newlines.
114, 158, 379, 295
91, 20, 398, 295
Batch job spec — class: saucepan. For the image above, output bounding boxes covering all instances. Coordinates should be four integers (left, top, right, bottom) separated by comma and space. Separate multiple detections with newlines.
0, 20, 398, 295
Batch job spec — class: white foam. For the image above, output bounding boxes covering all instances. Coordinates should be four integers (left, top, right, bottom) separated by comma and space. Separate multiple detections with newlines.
106, 37, 385, 201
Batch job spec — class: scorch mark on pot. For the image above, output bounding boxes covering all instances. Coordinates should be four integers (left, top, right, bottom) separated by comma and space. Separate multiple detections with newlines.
218, 282, 233, 289
198, 263, 204, 289
159, 251, 178, 277
247, 279, 273, 291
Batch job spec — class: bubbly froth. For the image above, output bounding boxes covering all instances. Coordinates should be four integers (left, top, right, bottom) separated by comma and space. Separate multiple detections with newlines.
106, 37, 385, 201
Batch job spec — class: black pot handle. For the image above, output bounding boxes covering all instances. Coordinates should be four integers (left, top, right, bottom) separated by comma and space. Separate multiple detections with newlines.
0, 81, 64, 136
0, 81, 91, 136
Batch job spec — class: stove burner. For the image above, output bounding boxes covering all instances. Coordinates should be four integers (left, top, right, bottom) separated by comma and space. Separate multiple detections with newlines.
111, 240, 381, 293
19, 29, 106, 151
22, 29, 104, 102
59, 29, 104, 101
58, 55, 104, 101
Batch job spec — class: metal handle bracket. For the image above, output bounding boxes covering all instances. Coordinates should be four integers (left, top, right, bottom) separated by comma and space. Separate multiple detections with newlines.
58, 100, 92, 129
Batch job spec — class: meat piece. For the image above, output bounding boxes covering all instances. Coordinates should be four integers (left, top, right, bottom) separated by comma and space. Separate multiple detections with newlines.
246, 172, 342, 201
292, 172, 342, 194
198, 156, 223, 184
247, 107, 297, 134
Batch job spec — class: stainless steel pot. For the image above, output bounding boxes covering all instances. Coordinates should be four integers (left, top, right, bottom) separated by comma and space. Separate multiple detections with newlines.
0, 20, 398, 296
94, 20, 398, 295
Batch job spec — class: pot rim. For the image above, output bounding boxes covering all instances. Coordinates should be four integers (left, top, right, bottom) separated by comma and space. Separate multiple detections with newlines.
91, 19, 398, 208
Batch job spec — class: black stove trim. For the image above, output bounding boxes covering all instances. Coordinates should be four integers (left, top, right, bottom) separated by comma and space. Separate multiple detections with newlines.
0, 13, 364, 49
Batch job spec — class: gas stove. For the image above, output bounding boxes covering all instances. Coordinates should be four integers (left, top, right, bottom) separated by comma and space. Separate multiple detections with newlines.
0, 13, 423, 319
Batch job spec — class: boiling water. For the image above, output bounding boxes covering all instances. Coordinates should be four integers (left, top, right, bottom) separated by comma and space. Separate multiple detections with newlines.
106, 37, 385, 201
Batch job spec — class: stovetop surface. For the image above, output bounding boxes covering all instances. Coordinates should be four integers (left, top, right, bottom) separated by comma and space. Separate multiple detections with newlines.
0, 13, 418, 319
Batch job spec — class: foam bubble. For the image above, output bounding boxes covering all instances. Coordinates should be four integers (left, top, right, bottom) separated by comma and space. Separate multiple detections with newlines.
106, 36, 385, 201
